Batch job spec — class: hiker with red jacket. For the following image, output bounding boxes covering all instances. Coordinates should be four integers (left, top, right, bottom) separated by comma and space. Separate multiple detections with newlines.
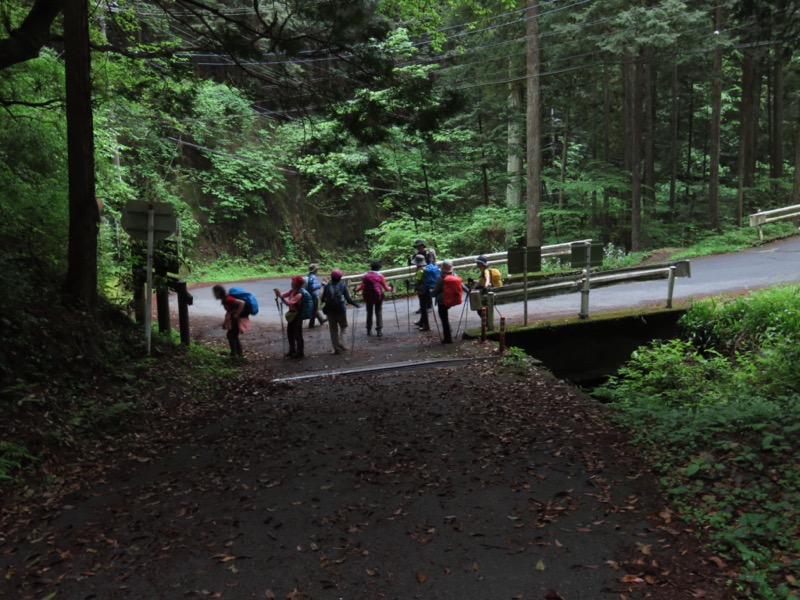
431, 260, 468, 344
212, 284, 250, 358
354, 260, 392, 337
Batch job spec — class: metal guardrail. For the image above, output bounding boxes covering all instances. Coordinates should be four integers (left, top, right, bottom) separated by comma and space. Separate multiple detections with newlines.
481, 260, 691, 328
341, 239, 592, 286
749, 204, 800, 240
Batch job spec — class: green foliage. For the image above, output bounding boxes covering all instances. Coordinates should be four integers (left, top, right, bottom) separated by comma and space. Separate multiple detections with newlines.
600, 286, 800, 595
671, 222, 797, 260
0, 441, 36, 482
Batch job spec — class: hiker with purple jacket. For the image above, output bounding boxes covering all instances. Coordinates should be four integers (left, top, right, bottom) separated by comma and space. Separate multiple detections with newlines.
354, 260, 392, 337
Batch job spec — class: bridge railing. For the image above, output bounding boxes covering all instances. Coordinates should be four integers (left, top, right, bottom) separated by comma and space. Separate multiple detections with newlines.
749, 204, 800, 240
340, 238, 592, 286
479, 260, 691, 328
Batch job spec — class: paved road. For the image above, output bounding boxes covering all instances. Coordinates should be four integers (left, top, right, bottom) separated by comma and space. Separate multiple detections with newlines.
178, 236, 800, 326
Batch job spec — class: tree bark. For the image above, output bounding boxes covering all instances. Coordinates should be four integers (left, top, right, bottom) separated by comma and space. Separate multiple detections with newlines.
0, 0, 63, 71
771, 45, 784, 180
708, 5, 724, 231
736, 49, 758, 223
623, 53, 643, 251
603, 59, 612, 240
668, 61, 679, 219
62, 0, 99, 307
643, 52, 656, 215
525, 0, 542, 246
793, 124, 800, 203
506, 63, 524, 208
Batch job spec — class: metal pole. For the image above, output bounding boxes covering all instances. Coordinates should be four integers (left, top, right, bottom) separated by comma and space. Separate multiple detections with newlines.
391, 288, 400, 331
498, 317, 506, 354
145, 207, 154, 355
431, 300, 442, 341
480, 307, 487, 342
486, 293, 495, 331
666, 265, 677, 308
523, 246, 529, 326
579, 240, 591, 320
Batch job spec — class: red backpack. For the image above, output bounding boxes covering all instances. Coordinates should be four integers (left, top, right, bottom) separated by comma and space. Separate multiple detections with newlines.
443, 273, 463, 308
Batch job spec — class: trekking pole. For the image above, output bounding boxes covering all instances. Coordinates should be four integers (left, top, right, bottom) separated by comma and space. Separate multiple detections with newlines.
275, 296, 286, 355
351, 305, 358, 351
455, 294, 469, 339
431, 298, 442, 342
405, 280, 411, 333
391, 287, 400, 331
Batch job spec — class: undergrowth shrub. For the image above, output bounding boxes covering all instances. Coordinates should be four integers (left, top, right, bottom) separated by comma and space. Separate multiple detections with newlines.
599, 285, 800, 598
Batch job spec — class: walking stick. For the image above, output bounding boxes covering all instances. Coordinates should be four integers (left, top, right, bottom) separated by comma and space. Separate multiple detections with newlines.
351, 305, 358, 351
391, 286, 400, 332
275, 296, 286, 355
405, 280, 411, 333
455, 293, 469, 339
430, 297, 442, 342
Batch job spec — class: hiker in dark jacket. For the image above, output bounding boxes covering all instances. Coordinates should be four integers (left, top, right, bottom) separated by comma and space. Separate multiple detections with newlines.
321, 269, 360, 354
275, 276, 307, 359
409, 239, 436, 315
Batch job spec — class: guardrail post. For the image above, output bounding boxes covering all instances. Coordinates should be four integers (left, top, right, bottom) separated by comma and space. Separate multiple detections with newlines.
579, 240, 591, 319
757, 225, 764, 241
480, 307, 487, 342
666, 266, 677, 309
498, 317, 506, 354
522, 247, 529, 326
486, 293, 495, 331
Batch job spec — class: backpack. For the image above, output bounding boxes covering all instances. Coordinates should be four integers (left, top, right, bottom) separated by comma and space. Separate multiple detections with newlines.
361, 271, 384, 303
489, 268, 503, 288
299, 288, 314, 320
323, 281, 346, 314
442, 274, 463, 308
228, 287, 259, 317
422, 264, 440, 291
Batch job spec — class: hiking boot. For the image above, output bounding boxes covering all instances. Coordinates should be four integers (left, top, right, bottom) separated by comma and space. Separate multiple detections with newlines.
376, 330, 383, 337
418, 326, 430, 331
413, 320, 423, 327
415, 308, 423, 315
366, 329, 372, 336
319, 318, 328, 325
291, 353, 304, 359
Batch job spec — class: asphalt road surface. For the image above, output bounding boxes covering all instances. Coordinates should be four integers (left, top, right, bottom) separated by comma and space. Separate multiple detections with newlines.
178, 235, 800, 327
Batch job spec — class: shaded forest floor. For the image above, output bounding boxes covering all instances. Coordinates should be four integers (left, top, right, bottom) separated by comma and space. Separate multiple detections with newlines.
0, 318, 734, 599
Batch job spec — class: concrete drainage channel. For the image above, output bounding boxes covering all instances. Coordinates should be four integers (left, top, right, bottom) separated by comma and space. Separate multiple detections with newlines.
271, 356, 511, 383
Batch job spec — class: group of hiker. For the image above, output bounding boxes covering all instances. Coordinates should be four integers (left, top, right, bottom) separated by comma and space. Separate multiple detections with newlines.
212, 239, 503, 358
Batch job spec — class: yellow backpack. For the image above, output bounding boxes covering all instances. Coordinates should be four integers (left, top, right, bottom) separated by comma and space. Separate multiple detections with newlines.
489, 268, 503, 288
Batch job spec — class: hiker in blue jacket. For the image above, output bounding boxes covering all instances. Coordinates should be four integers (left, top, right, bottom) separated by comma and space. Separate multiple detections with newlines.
305, 263, 328, 328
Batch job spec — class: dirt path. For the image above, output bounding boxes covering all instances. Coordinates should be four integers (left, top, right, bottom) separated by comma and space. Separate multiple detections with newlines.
1, 318, 730, 599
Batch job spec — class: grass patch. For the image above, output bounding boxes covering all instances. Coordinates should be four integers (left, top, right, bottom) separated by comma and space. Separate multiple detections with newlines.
598, 286, 800, 598
670, 222, 797, 260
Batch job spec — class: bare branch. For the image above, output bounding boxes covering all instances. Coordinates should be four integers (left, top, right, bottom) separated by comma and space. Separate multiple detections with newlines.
0, 0, 63, 71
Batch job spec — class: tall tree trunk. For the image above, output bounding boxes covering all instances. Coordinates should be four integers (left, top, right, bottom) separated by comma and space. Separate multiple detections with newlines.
708, 5, 724, 231
62, 0, 99, 307
623, 54, 643, 251
478, 114, 490, 206
643, 52, 656, 215
771, 45, 784, 181
793, 124, 800, 203
506, 59, 524, 208
668, 61, 679, 219
525, 0, 542, 246
603, 58, 612, 240
684, 78, 694, 203
558, 111, 568, 210
736, 49, 759, 223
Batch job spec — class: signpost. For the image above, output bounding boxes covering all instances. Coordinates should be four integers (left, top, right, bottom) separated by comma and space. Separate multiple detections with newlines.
508, 246, 542, 326
121, 201, 177, 354
570, 242, 604, 319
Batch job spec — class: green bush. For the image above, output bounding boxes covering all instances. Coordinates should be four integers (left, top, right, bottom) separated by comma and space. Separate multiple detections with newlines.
600, 285, 800, 597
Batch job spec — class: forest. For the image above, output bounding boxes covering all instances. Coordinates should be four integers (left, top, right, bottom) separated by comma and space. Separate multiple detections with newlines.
2, 2, 800, 598
1, 0, 800, 308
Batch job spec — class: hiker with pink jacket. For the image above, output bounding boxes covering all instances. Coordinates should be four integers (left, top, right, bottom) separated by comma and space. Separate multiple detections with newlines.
354, 260, 392, 337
